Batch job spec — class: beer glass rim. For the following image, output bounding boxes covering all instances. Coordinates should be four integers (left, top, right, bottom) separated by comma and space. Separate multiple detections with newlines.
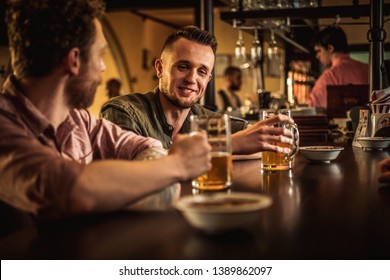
190, 113, 228, 121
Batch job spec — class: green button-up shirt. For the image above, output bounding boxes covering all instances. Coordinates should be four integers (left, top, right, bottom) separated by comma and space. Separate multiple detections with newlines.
100, 88, 248, 149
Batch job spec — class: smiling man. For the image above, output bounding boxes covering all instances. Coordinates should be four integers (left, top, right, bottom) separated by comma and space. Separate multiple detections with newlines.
101, 26, 295, 155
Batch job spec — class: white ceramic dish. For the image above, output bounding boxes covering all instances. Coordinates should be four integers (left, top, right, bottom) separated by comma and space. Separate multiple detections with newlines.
299, 146, 344, 162
357, 137, 390, 150
175, 192, 272, 233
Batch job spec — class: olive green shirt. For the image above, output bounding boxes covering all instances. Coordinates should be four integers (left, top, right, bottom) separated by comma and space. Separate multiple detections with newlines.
100, 88, 248, 149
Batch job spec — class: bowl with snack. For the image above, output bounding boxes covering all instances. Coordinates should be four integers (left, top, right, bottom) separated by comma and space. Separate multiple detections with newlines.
175, 192, 272, 233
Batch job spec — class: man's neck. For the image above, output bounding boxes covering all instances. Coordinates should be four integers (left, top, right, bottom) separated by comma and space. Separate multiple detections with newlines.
19, 75, 70, 130
158, 93, 190, 137
331, 52, 349, 66
224, 85, 236, 96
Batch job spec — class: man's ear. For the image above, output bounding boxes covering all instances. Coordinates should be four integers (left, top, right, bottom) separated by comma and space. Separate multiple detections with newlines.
327, 44, 335, 53
208, 73, 212, 83
155, 58, 163, 78
63, 47, 81, 75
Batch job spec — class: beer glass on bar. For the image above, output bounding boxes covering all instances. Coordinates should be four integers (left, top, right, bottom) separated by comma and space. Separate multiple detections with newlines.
190, 114, 232, 190
261, 110, 299, 171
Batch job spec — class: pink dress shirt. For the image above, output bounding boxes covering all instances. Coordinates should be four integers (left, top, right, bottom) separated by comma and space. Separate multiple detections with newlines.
306, 54, 368, 108
0, 76, 162, 219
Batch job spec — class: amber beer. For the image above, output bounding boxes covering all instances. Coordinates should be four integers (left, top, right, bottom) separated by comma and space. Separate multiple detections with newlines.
192, 151, 232, 190
260, 109, 299, 171
262, 143, 293, 171
190, 114, 232, 190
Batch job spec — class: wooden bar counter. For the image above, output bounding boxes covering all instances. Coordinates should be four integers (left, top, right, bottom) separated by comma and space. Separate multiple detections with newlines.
1, 143, 390, 260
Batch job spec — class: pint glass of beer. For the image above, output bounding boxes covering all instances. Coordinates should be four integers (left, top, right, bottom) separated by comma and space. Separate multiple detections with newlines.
190, 114, 232, 190
261, 110, 299, 171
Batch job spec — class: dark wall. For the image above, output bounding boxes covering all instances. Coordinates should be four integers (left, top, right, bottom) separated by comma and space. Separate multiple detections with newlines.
0, 1, 7, 47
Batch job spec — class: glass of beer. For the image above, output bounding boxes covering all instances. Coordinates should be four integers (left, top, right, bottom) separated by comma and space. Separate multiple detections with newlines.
261, 109, 299, 171
190, 114, 232, 190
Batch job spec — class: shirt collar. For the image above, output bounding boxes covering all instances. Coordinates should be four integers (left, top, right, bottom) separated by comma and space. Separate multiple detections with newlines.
153, 87, 194, 134
2, 75, 77, 138
333, 53, 351, 66
153, 87, 171, 129
2, 75, 53, 136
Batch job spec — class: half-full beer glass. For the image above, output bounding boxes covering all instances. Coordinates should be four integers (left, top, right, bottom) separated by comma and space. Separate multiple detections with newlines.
261, 110, 299, 171
190, 114, 232, 190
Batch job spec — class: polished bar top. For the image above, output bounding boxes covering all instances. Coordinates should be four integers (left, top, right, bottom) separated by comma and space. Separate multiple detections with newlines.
1, 144, 390, 259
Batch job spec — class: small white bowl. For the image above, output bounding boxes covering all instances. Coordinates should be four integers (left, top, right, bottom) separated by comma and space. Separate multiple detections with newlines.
299, 146, 344, 162
175, 192, 272, 233
357, 137, 390, 150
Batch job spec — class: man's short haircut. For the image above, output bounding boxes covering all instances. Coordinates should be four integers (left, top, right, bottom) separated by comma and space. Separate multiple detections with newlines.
161, 25, 218, 56
6, 0, 105, 79
314, 26, 349, 53
224, 66, 241, 77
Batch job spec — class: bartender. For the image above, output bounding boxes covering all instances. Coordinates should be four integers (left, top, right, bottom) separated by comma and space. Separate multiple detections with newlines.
306, 26, 368, 109
216, 66, 243, 116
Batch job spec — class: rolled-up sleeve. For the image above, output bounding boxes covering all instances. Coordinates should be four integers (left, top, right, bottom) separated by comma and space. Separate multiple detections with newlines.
74, 110, 163, 160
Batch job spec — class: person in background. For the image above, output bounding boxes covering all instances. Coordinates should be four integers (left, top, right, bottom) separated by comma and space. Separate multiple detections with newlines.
0, 0, 211, 224
216, 66, 243, 116
100, 26, 295, 155
106, 78, 122, 99
306, 26, 368, 109
378, 157, 390, 183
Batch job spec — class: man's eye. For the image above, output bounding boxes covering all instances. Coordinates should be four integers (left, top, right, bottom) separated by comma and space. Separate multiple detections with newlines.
177, 65, 189, 71
198, 69, 208, 76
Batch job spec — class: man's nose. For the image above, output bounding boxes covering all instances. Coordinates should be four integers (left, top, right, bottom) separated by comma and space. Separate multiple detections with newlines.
184, 69, 197, 83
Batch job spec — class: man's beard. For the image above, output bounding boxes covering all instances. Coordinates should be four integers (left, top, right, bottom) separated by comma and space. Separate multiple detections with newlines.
163, 92, 194, 109
229, 84, 240, 91
160, 82, 199, 109
65, 71, 99, 109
